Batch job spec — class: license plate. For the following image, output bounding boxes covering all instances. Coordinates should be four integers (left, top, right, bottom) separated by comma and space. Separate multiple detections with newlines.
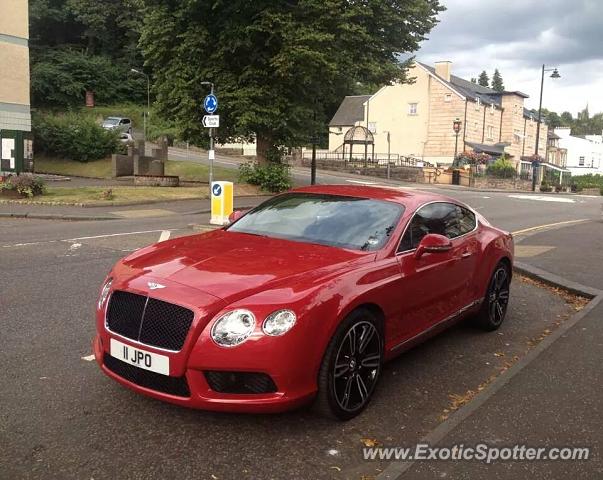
110, 338, 170, 376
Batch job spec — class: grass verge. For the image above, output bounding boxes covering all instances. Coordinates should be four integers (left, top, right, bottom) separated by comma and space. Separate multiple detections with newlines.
34, 156, 238, 183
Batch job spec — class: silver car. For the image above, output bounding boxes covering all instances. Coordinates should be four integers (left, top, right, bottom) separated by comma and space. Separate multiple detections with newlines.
102, 117, 133, 134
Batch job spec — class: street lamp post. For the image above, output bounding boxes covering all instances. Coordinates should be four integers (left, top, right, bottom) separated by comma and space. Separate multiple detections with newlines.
383, 130, 391, 179
453, 118, 462, 160
532, 65, 560, 191
201, 81, 215, 186
131, 69, 150, 142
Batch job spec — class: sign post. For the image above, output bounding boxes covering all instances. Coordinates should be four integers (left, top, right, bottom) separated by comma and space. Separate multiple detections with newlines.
203, 90, 218, 185
210, 181, 233, 225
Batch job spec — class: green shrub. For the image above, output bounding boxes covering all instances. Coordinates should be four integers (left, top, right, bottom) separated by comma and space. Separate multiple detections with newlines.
486, 156, 517, 178
0, 174, 46, 197
238, 162, 292, 193
570, 174, 603, 193
540, 181, 552, 192
33, 112, 119, 162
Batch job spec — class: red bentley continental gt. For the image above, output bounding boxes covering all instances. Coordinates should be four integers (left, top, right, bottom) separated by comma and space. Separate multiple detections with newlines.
94, 185, 513, 419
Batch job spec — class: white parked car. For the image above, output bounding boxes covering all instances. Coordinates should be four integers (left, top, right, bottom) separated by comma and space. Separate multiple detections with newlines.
102, 117, 133, 134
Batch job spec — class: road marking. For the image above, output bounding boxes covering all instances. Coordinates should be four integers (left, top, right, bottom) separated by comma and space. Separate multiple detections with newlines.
508, 194, 575, 203
512, 219, 589, 235
81, 354, 95, 362
65, 229, 167, 242
69, 242, 82, 251
158, 230, 171, 242
482, 196, 491, 199
1, 229, 171, 249
515, 245, 556, 257
345, 179, 379, 185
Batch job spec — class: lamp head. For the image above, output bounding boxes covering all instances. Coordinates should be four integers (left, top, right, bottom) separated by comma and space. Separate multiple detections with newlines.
550, 68, 560, 79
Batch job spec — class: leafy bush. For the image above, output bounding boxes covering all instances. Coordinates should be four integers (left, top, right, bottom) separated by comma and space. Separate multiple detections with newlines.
33, 112, 119, 162
486, 156, 517, 178
540, 181, 552, 192
238, 162, 292, 193
571, 174, 603, 194
0, 174, 46, 197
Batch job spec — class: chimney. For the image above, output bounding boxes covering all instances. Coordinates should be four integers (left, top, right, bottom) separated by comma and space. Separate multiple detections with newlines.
435, 61, 452, 82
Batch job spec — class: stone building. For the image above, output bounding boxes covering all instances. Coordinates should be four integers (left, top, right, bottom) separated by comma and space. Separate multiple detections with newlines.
0, 0, 32, 173
328, 61, 547, 169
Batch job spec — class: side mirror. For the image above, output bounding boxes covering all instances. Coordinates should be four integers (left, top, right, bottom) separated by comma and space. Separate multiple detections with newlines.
414, 233, 452, 259
228, 209, 248, 224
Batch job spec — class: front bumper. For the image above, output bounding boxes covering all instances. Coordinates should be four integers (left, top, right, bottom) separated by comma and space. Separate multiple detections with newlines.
94, 331, 317, 413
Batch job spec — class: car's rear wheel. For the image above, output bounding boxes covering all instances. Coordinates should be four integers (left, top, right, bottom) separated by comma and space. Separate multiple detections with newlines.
473, 261, 511, 331
315, 309, 382, 420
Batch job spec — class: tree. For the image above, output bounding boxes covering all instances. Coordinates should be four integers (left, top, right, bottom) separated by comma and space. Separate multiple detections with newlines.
477, 70, 489, 87
545, 111, 562, 129
491, 69, 504, 92
470, 78, 477, 84
29, 0, 145, 108
139, 0, 444, 162
560, 111, 573, 126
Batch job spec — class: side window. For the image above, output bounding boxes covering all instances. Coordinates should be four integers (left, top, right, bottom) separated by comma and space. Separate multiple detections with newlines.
398, 203, 472, 252
122, 119, 131, 125
458, 207, 476, 235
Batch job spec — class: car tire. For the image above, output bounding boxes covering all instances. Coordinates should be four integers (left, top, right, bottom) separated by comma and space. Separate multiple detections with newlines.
314, 309, 383, 420
472, 261, 511, 331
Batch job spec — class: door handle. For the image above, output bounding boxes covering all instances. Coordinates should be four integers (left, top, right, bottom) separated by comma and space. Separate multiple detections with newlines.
461, 251, 472, 258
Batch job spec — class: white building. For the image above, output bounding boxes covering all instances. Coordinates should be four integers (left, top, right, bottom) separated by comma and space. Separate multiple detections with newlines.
554, 128, 603, 176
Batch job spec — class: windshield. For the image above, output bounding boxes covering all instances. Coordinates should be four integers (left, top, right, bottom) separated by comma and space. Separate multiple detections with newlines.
227, 193, 404, 251
103, 117, 120, 125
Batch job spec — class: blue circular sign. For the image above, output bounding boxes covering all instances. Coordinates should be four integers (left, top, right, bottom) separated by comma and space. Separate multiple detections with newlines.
204, 94, 218, 114
212, 184, 222, 196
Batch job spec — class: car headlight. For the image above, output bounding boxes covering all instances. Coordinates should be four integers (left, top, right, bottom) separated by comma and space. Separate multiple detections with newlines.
262, 309, 296, 336
211, 309, 256, 347
98, 277, 113, 309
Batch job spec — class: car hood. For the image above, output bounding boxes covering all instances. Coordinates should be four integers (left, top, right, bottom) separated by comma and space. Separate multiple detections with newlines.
117, 229, 371, 304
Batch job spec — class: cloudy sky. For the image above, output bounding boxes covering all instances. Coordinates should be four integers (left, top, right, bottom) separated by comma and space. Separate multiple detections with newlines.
417, 0, 603, 116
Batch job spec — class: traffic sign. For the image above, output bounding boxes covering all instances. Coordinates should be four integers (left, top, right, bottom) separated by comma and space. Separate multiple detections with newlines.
204, 94, 218, 113
202, 115, 220, 128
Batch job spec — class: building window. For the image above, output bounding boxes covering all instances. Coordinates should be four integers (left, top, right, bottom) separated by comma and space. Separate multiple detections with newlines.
513, 130, 521, 144
579, 156, 585, 166
475, 98, 481, 110
444, 94, 452, 103
474, 122, 478, 132
368, 122, 377, 133
487, 125, 494, 140
490, 104, 495, 115
408, 103, 418, 115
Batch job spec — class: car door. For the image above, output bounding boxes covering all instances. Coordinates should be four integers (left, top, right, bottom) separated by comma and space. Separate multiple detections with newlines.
395, 202, 475, 338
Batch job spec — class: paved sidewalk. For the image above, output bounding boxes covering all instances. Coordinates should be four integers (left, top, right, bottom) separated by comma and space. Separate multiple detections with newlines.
383, 219, 603, 479
0, 195, 269, 221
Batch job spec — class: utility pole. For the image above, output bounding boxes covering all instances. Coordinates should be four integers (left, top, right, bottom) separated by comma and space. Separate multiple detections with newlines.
311, 110, 317, 185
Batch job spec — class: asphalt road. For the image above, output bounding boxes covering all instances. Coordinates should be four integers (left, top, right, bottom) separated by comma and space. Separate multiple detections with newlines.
1, 186, 601, 479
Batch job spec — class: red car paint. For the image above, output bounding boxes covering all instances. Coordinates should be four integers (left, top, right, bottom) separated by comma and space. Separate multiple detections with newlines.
94, 185, 513, 413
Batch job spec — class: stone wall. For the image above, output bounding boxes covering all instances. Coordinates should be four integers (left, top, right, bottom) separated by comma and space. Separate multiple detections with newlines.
134, 175, 179, 187
112, 154, 133, 177
301, 158, 422, 182
471, 176, 533, 191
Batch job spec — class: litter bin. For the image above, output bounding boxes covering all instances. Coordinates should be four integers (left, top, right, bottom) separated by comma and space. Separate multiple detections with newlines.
452, 169, 461, 185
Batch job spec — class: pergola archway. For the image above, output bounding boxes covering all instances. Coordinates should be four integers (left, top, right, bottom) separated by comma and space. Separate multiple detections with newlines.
342, 126, 374, 165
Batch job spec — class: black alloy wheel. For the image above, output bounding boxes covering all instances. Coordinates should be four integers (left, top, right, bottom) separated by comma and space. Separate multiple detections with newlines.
315, 310, 382, 420
473, 262, 511, 331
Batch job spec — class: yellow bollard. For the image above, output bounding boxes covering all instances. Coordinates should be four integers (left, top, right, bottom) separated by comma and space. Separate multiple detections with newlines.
210, 181, 234, 225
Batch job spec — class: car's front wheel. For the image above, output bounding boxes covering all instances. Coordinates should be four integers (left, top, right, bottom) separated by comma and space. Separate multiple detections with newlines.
473, 261, 511, 331
315, 309, 383, 420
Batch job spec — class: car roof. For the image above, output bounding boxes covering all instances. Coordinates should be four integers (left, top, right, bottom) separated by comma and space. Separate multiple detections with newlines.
290, 184, 461, 209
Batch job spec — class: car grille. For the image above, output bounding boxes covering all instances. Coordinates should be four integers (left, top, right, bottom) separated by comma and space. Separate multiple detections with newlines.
106, 290, 194, 351
104, 353, 190, 397
204, 371, 278, 394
